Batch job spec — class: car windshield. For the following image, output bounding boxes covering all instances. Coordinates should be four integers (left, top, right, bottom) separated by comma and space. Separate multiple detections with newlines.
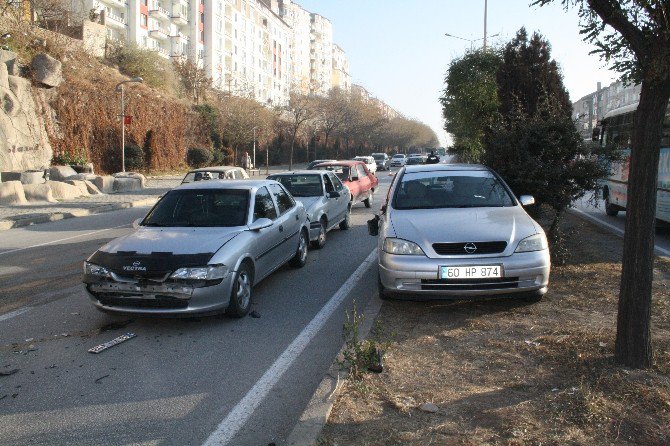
182, 170, 229, 183
269, 174, 323, 197
393, 155, 404, 159
372, 154, 385, 160
142, 189, 249, 227
393, 170, 515, 210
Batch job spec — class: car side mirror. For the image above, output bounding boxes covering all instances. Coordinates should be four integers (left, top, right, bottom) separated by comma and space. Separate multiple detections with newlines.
249, 218, 273, 231
367, 215, 380, 236
519, 195, 535, 206
328, 191, 340, 199
132, 218, 143, 229
351, 176, 359, 181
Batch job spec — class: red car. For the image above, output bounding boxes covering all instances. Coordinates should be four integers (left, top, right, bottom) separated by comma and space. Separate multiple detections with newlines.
313, 160, 379, 208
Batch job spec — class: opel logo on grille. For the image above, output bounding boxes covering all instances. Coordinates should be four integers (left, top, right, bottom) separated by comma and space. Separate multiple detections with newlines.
132, 261, 141, 267
464, 243, 478, 254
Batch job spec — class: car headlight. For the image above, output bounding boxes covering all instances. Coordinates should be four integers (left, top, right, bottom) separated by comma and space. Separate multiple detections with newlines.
383, 238, 425, 255
84, 262, 111, 278
169, 265, 228, 281
515, 233, 548, 253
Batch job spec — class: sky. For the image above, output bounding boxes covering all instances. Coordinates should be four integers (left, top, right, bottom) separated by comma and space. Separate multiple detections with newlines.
297, 0, 619, 146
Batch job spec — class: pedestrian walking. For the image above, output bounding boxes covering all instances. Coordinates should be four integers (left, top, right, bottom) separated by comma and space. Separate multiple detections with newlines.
242, 151, 251, 170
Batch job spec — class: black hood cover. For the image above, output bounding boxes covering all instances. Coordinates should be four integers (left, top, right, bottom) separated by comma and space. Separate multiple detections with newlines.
89, 251, 215, 277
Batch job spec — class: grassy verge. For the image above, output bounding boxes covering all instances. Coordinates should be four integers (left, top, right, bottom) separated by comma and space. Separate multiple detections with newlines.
320, 213, 670, 445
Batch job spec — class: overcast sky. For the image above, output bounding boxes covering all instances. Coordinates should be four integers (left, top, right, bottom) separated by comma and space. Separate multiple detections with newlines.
297, 0, 619, 146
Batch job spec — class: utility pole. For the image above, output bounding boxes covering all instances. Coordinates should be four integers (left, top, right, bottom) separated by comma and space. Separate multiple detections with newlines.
114, 77, 143, 173
483, 0, 488, 51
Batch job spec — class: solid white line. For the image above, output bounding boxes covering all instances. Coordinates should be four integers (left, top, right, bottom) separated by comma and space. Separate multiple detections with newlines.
0, 307, 31, 322
570, 208, 670, 257
202, 248, 378, 446
0, 224, 130, 257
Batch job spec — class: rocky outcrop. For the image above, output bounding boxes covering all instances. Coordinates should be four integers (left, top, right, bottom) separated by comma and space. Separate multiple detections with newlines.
0, 54, 53, 172
0, 50, 19, 76
92, 175, 114, 193
23, 183, 55, 202
48, 165, 77, 181
0, 180, 27, 204
46, 180, 87, 200
31, 53, 63, 88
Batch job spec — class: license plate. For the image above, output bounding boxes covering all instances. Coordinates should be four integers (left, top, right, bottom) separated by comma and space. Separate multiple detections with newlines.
439, 265, 502, 279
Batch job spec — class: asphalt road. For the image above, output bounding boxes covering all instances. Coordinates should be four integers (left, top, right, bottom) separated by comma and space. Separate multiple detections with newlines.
571, 194, 670, 256
0, 174, 392, 446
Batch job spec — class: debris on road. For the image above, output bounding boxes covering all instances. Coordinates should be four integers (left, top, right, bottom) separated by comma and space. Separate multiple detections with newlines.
0, 369, 19, 377
88, 332, 136, 354
249, 311, 261, 318
94, 374, 110, 384
418, 402, 439, 413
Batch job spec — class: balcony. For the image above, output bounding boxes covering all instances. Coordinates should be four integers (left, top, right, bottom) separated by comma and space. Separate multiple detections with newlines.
171, 31, 190, 43
104, 10, 126, 28
154, 46, 170, 59
149, 5, 170, 20
101, 0, 126, 8
171, 11, 188, 25
149, 27, 169, 40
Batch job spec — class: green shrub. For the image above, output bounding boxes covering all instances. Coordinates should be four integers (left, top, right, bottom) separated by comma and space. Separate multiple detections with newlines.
211, 149, 225, 165
187, 147, 213, 168
124, 143, 145, 171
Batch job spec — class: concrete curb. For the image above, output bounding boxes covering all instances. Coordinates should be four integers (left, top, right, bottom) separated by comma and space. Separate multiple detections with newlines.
0, 197, 158, 232
286, 292, 384, 446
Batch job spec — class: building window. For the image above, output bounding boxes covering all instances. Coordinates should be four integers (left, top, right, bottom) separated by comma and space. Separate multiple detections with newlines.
140, 14, 147, 27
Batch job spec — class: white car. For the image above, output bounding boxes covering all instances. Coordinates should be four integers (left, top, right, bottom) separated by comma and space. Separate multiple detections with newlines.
390, 154, 407, 167
353, 156, 377, 174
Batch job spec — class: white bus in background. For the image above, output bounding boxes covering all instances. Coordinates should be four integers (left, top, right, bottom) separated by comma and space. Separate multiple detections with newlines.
600, 103, 670, 222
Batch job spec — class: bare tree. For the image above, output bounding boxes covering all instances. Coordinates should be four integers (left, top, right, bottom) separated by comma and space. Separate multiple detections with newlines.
173, 58, 212, 104
280, 92, 314, 170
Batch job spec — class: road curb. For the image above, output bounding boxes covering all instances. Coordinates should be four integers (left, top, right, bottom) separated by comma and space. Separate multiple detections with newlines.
0, 197, 158, 232
286, 292, 384, 446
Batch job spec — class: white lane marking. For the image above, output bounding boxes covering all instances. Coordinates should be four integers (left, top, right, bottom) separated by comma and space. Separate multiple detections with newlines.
0, 224, 130, 257
0, 307, 31, 322
570, 208, 670, 257
202, 248, 378, 446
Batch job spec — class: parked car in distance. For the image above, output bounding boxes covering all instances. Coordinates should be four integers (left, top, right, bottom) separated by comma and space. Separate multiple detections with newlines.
390, 154, 407, 167
307, 159, 336, 170
313, 160, 379, 208
371, 153, 390, 171
268, 171, 351, 248
83, 180, 310, 318
406, 154, 427, 165
181, 166, 249, 184
369, 164, 550, 301
353, 156, 377, 174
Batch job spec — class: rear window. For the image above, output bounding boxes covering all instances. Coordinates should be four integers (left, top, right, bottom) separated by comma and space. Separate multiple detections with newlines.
269, 174, 323, 197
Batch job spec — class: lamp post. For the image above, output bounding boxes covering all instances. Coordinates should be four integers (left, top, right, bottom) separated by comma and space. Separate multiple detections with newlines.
114, 77, 143, 173
444, 32, 499, 50
483, 0, 488, 51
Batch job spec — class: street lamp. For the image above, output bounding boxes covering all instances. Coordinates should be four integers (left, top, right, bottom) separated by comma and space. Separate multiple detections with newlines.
115, 77, 143, 173
444, 32, 499, 50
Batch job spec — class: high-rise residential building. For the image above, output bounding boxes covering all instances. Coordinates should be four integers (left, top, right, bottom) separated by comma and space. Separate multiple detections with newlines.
308, 13, 333, 96
71, 0, 349, 104
331, 44, 350, 92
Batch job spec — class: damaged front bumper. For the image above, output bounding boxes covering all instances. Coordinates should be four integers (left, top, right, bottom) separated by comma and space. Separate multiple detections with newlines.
83, 272, 235, 315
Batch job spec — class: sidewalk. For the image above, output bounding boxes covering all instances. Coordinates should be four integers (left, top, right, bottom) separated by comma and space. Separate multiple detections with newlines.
0, 165, 302, 231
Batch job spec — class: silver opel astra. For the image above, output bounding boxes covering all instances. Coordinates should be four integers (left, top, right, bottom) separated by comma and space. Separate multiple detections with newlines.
83, 180, 309, 317
371, 164, 550, 300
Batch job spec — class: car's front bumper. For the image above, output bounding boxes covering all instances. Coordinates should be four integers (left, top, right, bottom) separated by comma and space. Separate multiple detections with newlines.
84, 272, 235, 316
379, 249, 550, 297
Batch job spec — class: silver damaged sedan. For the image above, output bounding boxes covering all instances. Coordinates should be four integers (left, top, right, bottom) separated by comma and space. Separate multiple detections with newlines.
370, 164, 550, 300
83, 180, 310, 317
268, 170, 351, 248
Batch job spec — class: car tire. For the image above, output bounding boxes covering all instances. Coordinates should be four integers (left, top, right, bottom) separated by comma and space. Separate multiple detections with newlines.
364, 192, 373, 208
311, 219, 327, 249
339, 206, 351, 230
226, 263, 252, 318
290, 229, 308, 268
605, 195, 619, 217
378, 272, 391, 300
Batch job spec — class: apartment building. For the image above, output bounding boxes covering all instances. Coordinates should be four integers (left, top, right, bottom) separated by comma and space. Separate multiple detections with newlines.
72, 0, 349, 105
309, 13, 333, 96
352, 84, 400, 119
72, 0, 203, 59
332, 44, 350, 92
573, 80, 642, 141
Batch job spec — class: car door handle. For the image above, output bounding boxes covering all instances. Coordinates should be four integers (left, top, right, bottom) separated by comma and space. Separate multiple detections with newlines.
295, 214, 299, 221
279, 225, 284, 232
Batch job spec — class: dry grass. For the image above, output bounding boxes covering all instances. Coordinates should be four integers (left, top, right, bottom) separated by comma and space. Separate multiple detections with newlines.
320, 214, 670, 446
